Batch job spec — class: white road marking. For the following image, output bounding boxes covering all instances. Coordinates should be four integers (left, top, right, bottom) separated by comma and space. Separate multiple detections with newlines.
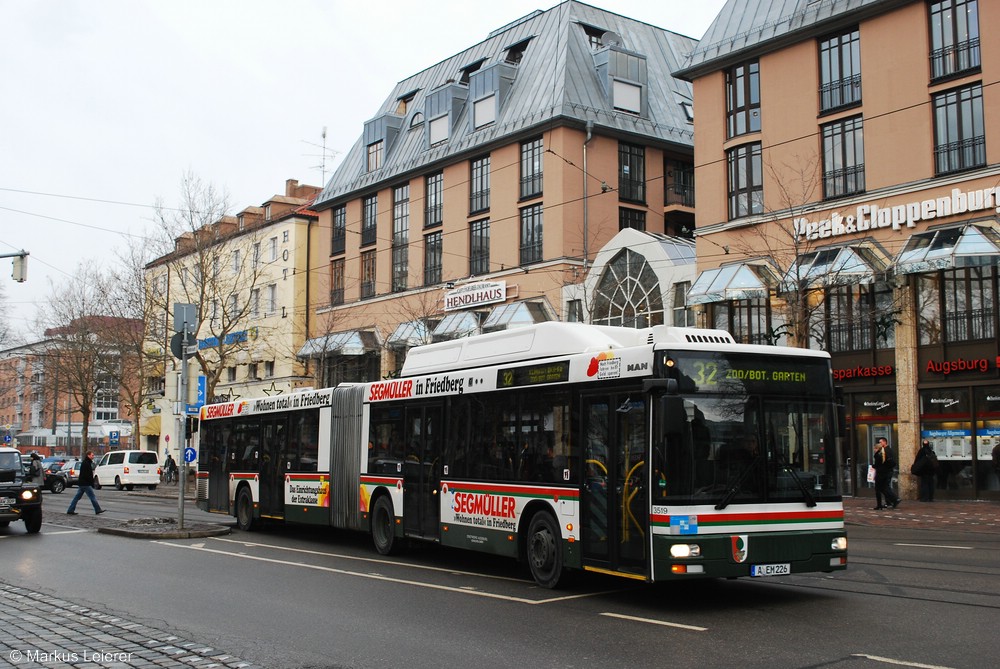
852, 653, 956, 668
894, 543, 973, 550
599, 612, 707, 632
154, 538, 622, 604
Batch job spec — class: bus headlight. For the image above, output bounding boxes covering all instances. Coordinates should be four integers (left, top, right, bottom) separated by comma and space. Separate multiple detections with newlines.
670, 544, 701, 558
831, 537, 847, 551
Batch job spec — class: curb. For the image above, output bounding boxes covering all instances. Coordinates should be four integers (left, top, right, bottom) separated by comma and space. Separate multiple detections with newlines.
97, 525, 231, 539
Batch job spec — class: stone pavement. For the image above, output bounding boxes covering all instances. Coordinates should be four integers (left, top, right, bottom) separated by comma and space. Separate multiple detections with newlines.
0, 583, 258, 669
843, 495, 1000, 535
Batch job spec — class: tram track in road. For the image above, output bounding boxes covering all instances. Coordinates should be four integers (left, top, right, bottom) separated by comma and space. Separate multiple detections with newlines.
753, 572, 1000, 611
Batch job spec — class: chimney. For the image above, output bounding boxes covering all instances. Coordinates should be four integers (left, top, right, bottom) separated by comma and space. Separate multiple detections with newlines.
286, 179, 299, 197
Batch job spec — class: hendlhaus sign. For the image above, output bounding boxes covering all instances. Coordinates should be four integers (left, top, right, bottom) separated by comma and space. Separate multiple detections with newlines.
444, 280, 506, 311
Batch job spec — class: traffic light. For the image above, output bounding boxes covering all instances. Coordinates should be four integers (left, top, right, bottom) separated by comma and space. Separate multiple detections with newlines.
11, 254, 27, 282
185, 416, 199, 438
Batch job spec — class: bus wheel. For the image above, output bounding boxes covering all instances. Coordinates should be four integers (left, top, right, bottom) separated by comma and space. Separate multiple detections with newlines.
371, 495, 397, 555
236, 487, 256, 531
527, 512, 563, 589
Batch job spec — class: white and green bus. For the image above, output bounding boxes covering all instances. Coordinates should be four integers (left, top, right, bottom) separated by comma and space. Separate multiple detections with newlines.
197, 322, 848, 587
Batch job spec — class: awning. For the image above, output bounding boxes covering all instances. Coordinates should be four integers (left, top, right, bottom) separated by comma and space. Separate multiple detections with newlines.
139, 415, 161, 436
386, 320, 434, 349
297, 330, 379, 358
687, 263, 778, 305
894, 223, 1000, 275
431, 312, 481, 342
782, 245, 886, 291
482, 300, 554, 333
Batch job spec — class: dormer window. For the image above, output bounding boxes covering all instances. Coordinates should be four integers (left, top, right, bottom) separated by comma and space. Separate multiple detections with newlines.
429, 115, 449, 145
460, 59, 486, 84
594, 46, 648, 118
367, 140, 384, 172
474, 95, 496, 128
468, 61, 516, 132
396, 89, 418, 115
580, 23, 607, 50
505, 38, 532, 65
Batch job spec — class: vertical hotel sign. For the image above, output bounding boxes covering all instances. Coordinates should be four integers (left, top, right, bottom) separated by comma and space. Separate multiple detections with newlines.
444, 281, 506, 311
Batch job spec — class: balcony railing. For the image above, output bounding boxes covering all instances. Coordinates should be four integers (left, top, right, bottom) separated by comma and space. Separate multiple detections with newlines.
819, 74, 862, 113
665, 182, 695, 207
470, 189, 489, 214
330, 288, 344, 306
823, 164, 866, 199
424, 203, 442, 228
935, 135, 986, 175
519, 242, 543, 266
930, 38, 980, 81
360, 225, 377, 247
945, 308, 994, 342
331, 234, 345, 256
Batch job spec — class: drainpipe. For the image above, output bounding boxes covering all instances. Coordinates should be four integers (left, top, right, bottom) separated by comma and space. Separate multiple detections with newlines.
583, 120, 594, 274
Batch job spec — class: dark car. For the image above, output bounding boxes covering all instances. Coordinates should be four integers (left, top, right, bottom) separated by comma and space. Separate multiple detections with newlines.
41, 457, 69, 494
0, 447, 42, 533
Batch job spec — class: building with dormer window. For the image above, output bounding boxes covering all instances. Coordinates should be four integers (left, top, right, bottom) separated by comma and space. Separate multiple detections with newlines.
303, 1, 700, 386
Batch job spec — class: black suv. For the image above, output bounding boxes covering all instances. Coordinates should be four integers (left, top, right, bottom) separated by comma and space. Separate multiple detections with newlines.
0, 447, 43, 533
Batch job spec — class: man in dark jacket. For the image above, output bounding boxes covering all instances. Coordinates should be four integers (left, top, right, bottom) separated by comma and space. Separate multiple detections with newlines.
66, 451, 104, 515
873, 437, 900, 510
912, 440, 937, 502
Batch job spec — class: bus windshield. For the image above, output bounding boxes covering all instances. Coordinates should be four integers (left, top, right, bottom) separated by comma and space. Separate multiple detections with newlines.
652, 353, 842, 506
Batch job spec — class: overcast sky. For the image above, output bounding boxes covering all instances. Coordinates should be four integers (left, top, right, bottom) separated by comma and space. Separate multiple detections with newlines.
0, 0, 726, 338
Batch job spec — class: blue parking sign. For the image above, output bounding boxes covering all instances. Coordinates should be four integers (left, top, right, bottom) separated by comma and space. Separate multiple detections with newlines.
109, 430, 120, 446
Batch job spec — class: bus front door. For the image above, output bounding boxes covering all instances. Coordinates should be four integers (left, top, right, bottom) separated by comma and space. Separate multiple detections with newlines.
403, 405, 442, 539
259, 416, 288, 518
581, 394, 648, 576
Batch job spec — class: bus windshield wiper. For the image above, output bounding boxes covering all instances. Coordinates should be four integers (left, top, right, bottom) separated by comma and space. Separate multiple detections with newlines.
774, 449, 816, 508
715, 455, 763, 510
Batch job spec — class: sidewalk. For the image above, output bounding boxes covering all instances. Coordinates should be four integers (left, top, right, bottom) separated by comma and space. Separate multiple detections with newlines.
0, 582, 258, 669
843, 495, 1000, 534
46, 485, 229, 539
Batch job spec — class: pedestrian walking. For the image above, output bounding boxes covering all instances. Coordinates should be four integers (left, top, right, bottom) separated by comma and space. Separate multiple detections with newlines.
66, 451, 105, 515
873, 437, 900, 510
28, 453, 44, 483
911, 439, 938, 502
163, 453, 177, 484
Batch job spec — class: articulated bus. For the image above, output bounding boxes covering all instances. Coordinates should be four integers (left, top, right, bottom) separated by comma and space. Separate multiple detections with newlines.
197, 322, 847, 587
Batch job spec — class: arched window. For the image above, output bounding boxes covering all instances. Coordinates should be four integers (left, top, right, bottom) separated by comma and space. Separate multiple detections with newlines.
591, 249, 663, 327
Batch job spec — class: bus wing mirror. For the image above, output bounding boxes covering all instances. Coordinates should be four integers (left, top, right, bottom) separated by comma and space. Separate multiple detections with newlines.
643, 378, 678, 395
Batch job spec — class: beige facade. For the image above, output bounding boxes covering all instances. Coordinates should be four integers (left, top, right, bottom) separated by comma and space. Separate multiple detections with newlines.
141, 180, 319, 461
678, 0, 1000, 500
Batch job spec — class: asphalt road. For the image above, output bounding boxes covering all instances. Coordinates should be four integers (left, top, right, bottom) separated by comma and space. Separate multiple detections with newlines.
2, 490, 998, 669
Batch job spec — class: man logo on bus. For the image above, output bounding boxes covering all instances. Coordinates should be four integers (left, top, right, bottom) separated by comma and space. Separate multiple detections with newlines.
731, 535, 748, 563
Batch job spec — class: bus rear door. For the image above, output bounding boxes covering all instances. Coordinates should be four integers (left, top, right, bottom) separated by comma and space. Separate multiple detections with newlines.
581, 393, 648, 577
259, 416, 288, 518
402, 404, 442, 539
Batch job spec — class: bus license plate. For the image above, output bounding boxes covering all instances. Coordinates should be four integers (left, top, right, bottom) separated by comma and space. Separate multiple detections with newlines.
751, 563, 790, 577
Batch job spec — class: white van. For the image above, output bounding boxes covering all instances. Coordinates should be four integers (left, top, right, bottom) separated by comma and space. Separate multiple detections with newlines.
94, 450, 161, 491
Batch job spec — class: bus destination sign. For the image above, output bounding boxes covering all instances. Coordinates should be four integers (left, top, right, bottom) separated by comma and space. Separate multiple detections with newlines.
497, 361, 570, 388
667, 352, 831, 396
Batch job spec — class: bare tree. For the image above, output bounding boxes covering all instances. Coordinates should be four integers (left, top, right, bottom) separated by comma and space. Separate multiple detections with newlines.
98, 235, 163, 443
721, 154, 902, 350
147, 172, 274, 402
38, 263, 112, 456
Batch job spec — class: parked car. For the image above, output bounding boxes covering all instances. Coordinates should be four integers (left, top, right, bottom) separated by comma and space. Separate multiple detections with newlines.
94, 450, 160, 491
57, 459, 82, 488
39, 457, 73, 493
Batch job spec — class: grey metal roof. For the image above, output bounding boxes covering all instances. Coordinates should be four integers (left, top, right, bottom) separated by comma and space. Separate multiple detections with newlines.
315, 0, 697, 208
675, 0, 909, 79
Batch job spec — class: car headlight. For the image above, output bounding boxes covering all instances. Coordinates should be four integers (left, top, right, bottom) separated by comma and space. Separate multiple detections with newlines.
20, 489, 37, 501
